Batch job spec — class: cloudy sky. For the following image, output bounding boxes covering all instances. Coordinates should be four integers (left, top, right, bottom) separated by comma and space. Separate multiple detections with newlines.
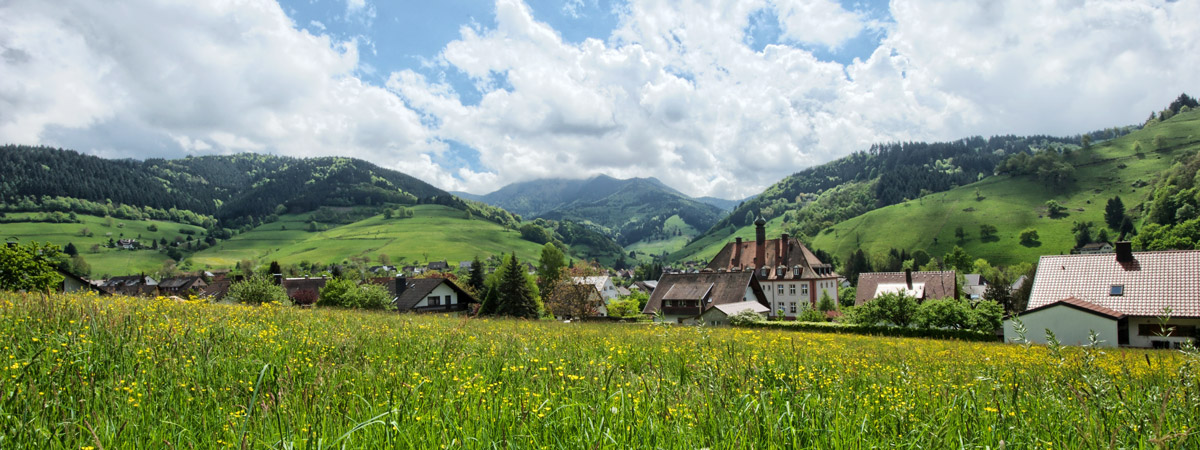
2, 0, 1198, 198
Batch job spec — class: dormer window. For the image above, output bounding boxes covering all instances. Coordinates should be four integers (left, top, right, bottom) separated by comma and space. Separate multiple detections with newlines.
793, 266, 801, 277
760, 267, 769, 278
776, 267, 785, 277
1110, 285, 1124, 296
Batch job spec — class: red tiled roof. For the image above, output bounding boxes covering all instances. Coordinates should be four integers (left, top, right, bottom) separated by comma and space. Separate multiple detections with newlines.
1027, 250, 1200, 317
1019, 297, 1125, 319
705, 236, 838, 281
855, 271, 958, 305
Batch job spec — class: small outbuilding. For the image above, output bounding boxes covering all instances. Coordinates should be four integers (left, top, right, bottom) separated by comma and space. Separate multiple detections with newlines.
699, 301, 770, 326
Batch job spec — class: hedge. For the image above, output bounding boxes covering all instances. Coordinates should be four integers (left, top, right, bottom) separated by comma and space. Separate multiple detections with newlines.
738, 320, 999, 342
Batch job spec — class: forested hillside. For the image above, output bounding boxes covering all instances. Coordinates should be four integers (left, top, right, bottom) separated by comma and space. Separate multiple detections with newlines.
673, 127, 1140, 262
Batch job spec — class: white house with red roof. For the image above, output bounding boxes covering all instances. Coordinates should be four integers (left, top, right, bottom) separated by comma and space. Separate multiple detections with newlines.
1003, 242, 1200, 348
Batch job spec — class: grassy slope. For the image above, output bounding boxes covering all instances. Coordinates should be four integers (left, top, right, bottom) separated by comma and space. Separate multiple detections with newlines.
0, 213, 206, 276
810, 110, 1200, 266
625, 215, 700, 260
190, 204, 545, 269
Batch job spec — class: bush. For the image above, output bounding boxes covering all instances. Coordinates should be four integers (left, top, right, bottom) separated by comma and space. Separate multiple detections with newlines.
796, 308, 827, 322
319, 278, 394, 310
728, 309, 765, 326
838, 286, 856, 307
817, 291, 836, 312
737, 320, 996, 342
850, 292, 918, 327
227, 275, 289, 305
606, 298, 642, 318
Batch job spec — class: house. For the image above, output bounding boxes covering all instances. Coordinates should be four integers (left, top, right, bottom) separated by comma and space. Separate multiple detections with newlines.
1003, 243, 1200, 349
699, 300, 770, 326
101, 275, 158, 296
158, 276, 208, 296
643, 271, 769, 324
116, 239, 138, 250
1077, 242, 1114, 254
963, 274, 987, 300
200, 274, 236, 301
459, 261, 474, 270
282, 277, 327, 306
57, 270, 108, 295
631, 280, 658, 295
426, 261, 450, 272
855, 270, 958, 305
705, 217, 840, 318
388, 276, 477, 313
573, 276, 618, 302
368, 265, 395, 273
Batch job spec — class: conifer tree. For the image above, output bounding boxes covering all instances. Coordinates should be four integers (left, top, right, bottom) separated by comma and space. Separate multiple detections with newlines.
468, 255, 485, 293
496, 253, 541, 318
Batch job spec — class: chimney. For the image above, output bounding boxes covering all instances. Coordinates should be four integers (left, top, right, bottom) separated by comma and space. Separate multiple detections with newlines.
395, 275, 407, 297
733, 237, 742, 265
780, 233, 789, 266
1115, 241, 1134, 263
754, 216, 766, 269
905, 268, 913, 290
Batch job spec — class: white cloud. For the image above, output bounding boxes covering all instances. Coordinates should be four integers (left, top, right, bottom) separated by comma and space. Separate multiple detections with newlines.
774, 0, 864, 48
0, 0, 434, 173
3, 0, 1199, 200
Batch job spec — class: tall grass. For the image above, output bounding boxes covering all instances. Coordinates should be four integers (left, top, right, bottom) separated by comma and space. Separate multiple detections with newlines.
1, 292, 1196, 448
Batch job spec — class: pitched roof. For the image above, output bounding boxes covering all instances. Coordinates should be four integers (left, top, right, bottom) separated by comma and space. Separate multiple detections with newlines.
572, 276, 611, 292
159, 276, 206, 289
662, 282, 713, 300
855, 271, 957, 305
1027, 250, 1200, 317
705, 236, 838, 280
394, 278, 476, 311
1019, 296, 1125, 320
643, 271, 766, 315
711, 300, 770, 316
964, 274, 985, 287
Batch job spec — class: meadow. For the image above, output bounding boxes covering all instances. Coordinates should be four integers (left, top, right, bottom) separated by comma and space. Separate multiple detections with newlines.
0, 213, 206, 276
2, 292, 1197, 448
189, 204, 546, 269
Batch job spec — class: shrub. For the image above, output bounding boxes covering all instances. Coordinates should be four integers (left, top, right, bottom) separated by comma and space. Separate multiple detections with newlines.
851, 292, 918, 327
737, 320, 996, 342
728, 309, 765, 326
796, 308, 827, 323
817, 291, 836, 312
838, 286, 856, 307
606, 298, 642, 318
319, 278, 394, 310
227, 274, 289, 305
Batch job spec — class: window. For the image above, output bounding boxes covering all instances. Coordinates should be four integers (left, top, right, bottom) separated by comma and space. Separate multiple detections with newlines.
789, 284, 796, 295
428, 296, 441, 306
777, 267, 785, 277
761, 268, 769, 278
1110, 285, 1124, 296
1138, 324, 1197, 337
793, 267, 800, 277
777, 284, 784, 294
789, 302, 796, 313
801, 285, 809, 295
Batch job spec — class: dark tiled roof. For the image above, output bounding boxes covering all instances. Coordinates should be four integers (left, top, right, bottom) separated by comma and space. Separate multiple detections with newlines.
662, 282, 713, 301
1027, 250, 1200, 317
159, 276, 206, 289
706, 236, 838, 280
855, 271, 958, 305
394, 278, 476, 312
643, 271, 767, 315
1019, 296, 1125, 320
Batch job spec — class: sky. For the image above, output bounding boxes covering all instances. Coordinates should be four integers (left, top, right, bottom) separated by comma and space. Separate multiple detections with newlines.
2, 0, 1199, 199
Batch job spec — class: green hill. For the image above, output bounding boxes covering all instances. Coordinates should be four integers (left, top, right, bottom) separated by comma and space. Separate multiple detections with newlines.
809, 108, 1200, 266
190, 204, 545, 269
0, 212, 207, 276
466, 175, 727, 253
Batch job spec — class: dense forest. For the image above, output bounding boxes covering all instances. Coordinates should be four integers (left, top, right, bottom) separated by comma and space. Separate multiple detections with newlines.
0, 146, 521, 229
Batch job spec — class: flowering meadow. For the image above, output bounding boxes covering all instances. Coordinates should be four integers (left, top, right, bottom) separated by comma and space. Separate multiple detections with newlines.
1, 292, 1196, 448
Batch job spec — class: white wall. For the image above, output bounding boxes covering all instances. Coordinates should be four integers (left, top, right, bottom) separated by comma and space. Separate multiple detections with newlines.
1004, 306, 1118, 348
1126, 317, 1200, 348
413, 283, 459, 308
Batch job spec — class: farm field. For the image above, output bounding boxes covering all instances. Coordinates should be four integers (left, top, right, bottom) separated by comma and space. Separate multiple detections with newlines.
2, 292, 1196, 448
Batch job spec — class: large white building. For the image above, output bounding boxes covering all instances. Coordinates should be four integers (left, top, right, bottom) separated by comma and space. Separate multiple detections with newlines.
704, 217, 839, 319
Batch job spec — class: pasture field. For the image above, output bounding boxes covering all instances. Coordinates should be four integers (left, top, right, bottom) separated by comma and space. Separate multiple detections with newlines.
188, 204, 546, 269
1, 292, 1197, 448
0, 213, 207, 276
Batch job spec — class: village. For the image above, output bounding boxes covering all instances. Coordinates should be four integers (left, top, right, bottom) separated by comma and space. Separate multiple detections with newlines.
43, 213, 1199, 350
